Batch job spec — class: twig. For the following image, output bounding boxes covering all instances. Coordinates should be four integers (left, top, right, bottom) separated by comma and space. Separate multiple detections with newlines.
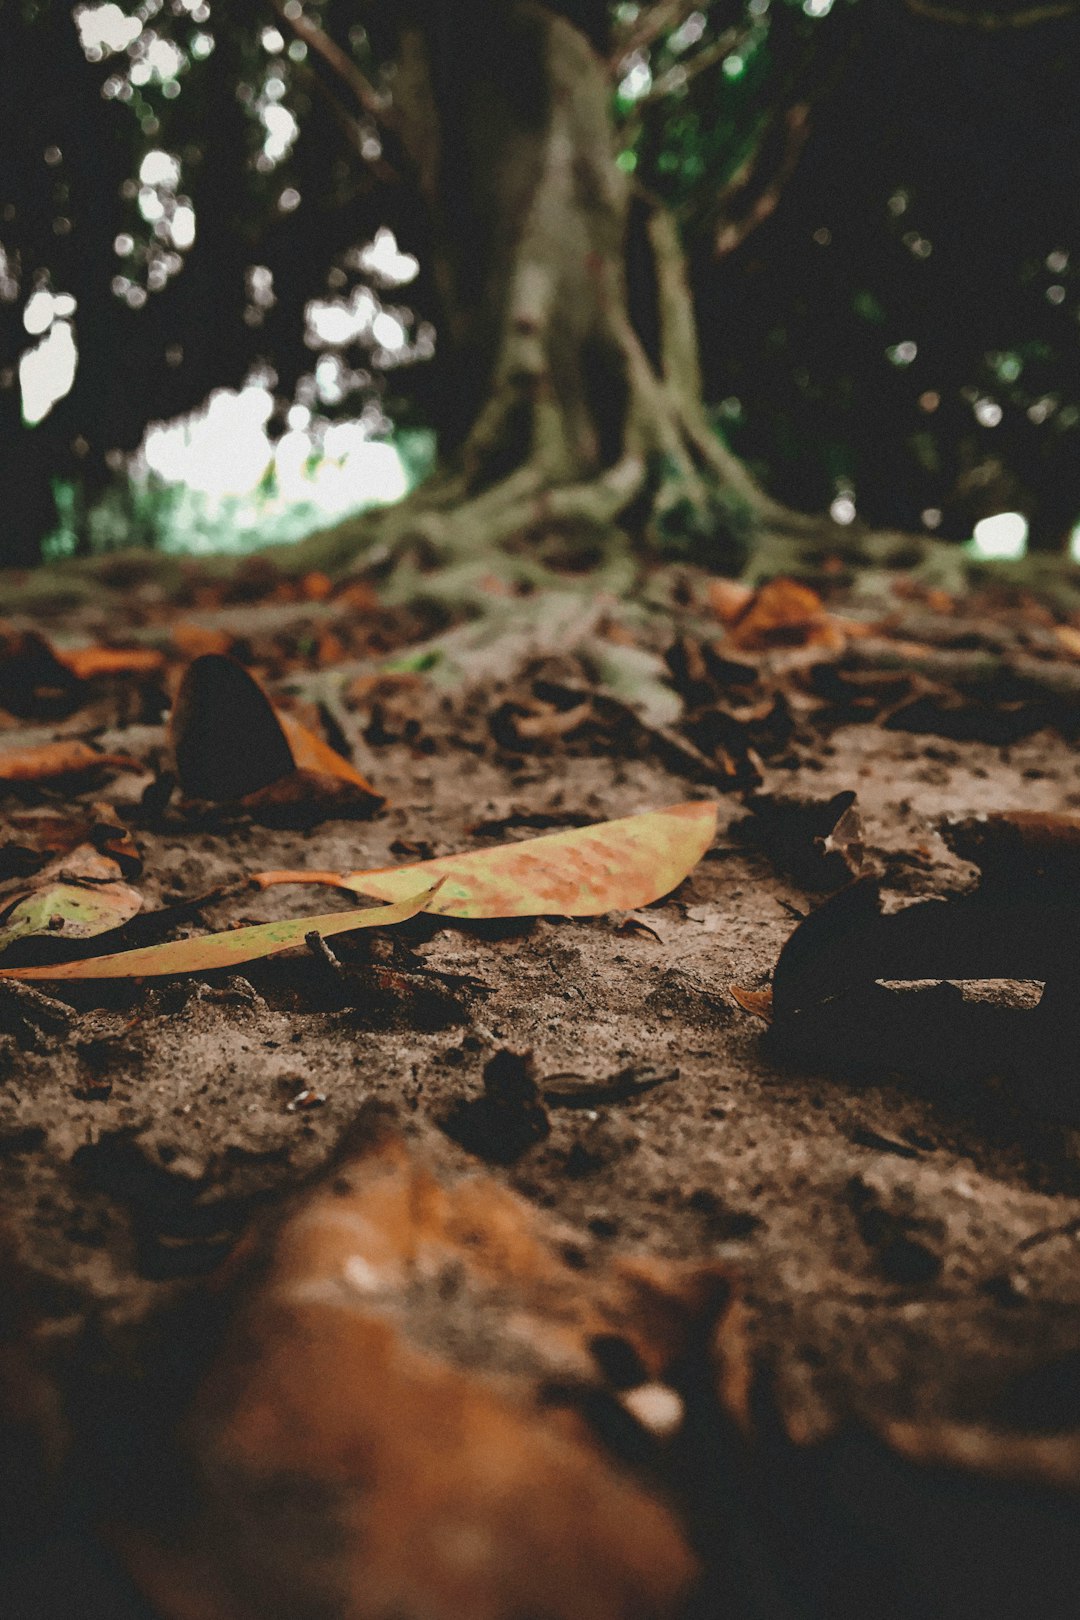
643, 26, 744, 100
609, 0, 705, 72
544, 1064, 680, 1108
305, 928, 348, 988
266, 0, 393, 128
1017, 1214, 1080, 1252
714, 103, 811, 259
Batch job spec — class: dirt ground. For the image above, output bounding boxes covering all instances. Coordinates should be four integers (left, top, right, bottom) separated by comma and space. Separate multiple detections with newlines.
2, 558, 1080, 1618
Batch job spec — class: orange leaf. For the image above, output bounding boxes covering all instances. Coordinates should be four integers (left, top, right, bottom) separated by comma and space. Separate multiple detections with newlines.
252, 801, 717, 919
56, 646, 166, 681
0, 739, 142, 784
1054, 623, 1080, 660
707, 577, 754, 625
170, 622, 235, 661
728, 984, 774, 1022
276, 712, 382, 795
299, 569, 334, 601
727, 578, 846, 653
0, 885, 439, 982
116, 1125, 710, 1620
171, 654, 382, 804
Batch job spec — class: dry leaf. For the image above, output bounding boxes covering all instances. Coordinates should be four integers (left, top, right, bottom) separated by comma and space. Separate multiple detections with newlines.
276, 711, 381, 794
114, 1116, 739, 1620
0, 841, 143, 953
171, 654, 382, 807
0, 739, 142, 785
0, 885, 438, 982
299, 569, 334, 601
726, 578, 846, 653
707, 577, 754, 625
0, 629, 80, 715
252, 801, 718, 919
56, 646, 166, 681
0, 874, 143, 954
729, 984, 774, 1021
170, 622, 235, 661
171, 654, 297, 801
238, 768, 384, 829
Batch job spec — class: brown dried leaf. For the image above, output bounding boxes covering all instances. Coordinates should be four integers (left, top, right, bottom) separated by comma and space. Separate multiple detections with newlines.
729, 984, 774, 1022
56, 645, 166, 681
115, 1117, 741, 1620
726, 578, 847, 654
0, 739, 143, 785
171, 654, 382, 811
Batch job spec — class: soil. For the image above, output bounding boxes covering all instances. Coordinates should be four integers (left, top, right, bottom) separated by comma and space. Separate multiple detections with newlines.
2, 558, 1080, 1617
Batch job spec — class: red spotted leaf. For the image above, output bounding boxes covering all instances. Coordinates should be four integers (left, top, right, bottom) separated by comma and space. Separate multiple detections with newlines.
252, 801, 717, 919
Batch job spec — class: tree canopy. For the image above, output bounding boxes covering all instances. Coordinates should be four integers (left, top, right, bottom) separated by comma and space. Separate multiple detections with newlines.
3, 0, 1080, 567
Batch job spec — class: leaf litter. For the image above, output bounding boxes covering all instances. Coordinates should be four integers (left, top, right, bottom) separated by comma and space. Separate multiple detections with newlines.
4, 566, 1080, 1615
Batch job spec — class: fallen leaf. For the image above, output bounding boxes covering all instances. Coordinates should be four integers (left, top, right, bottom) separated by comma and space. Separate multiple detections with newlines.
315, 627, 347, 666
335, 579, 379, 613
251, 801, 718, 918
299, 569, 334, 601
0, 629, 80, 715
239, 767, 384, 829
0, 842, 143, 953
0, 738, 143, 785
0, 885, 438, 981
170, 622, 235, 661
728, 984, 774, 1021
171, 654, 382, 806
939, 809, 1080, 886
707, 577, 754, 625
55, 645, 166, 681
114, 1113, 737, 1620
276, 711, 381, 794
170, 654, 297, 801
0, 877, 143, 954
726, 577, 847, 653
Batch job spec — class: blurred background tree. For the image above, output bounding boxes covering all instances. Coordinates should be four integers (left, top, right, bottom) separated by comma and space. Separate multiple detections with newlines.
2, 0, 1079, 570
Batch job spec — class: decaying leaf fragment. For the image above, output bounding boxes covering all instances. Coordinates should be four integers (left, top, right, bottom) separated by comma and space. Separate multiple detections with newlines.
940, 808, 1080, 887
0, 885, 438, 981
0, 803, 141, 881
741, 789, 865, 890
728, 984, 774, 1022
252, 800, 718, 919
768, 870, 1080, 1021
115, 1114, 742, 1620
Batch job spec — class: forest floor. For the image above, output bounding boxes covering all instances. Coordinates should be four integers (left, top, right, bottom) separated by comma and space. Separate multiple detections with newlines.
2, 548, 1080, 1619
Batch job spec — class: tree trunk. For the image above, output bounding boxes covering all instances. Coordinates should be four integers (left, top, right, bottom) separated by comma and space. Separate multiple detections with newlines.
349, 0, 811, 584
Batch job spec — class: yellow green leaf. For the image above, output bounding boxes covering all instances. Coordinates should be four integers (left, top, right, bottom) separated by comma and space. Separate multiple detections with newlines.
0, 880, 143, 953
0, 885, 439, 982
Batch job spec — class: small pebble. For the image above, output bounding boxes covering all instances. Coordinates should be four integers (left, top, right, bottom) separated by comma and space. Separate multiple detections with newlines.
620, 1382, 684, 1437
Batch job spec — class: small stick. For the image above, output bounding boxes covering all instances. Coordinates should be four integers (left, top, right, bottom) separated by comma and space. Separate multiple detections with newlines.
305, 929, 347, 988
